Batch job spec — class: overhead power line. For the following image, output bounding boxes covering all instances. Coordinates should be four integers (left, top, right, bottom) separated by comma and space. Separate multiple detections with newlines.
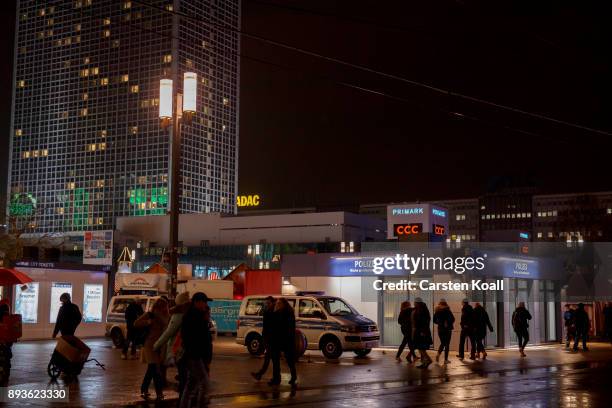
131, 0, 612, 138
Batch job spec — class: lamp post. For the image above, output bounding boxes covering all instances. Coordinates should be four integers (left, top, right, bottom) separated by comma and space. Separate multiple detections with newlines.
159, 72, 197, 300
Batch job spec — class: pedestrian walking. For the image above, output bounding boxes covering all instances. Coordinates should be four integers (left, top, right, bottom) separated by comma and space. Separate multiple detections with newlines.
180, 292, 213, 408
563, 304, 575, 349
396, 301, 417, 363
433, 299, 454, 364
411, 297, 433, 368
269, 297, 297, 386
134, 297, 169, 401
573, 303, 590, 351
154, 291, 190, 394
252, 296, 276, 380
604, 302, 612, 344
52, 293, 82, 338
512, 302, 532, 357
473, 302, 493, 359
456, 299, 475, 360
122, 300, 144, 359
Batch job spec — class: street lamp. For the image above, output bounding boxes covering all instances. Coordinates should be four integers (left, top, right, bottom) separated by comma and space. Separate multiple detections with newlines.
159, 72, 197, 299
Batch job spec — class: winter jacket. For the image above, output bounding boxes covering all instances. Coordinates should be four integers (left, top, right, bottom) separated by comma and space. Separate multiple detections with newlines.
574, 307, 590, 331
153, 302, 190, 364
398, 307, 413, 336
181, 304, 213, 365
125, 302, 144, 330
53, 301, 82, 337
473, 305, 494, 339
411, 303, 432, 349
512, 306, 532, 332
262, 306, 276, 342
433, 305, 455, 333
270, 307, 296, 352
134, 311, 169, 365
460, 304, 474, 332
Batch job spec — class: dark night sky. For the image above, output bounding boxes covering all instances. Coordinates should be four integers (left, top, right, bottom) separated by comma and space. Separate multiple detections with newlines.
2, 0, 612, 218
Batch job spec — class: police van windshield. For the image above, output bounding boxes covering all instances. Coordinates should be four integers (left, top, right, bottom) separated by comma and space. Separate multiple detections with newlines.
318, 297, 357, 316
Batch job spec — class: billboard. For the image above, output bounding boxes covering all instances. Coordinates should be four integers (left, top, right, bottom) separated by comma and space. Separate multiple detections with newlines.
83, 230, 113, 265
83, 284, 104, 323
50, 282, 72, 324
15, 283, 39, 324
386, 204, 448, 239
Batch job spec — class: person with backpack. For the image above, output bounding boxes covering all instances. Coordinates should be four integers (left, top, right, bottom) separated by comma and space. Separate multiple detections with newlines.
154, 291, 190, 395
512, 302, 532, 357
52, 293, 82, 338
396, 301, 417, 363
473, 302, 493, 359
563, 304, 575, 349
433, 299, 455, 364
122, 300, 144, 359
456, 299, 475, 360
573, 303, 590, 352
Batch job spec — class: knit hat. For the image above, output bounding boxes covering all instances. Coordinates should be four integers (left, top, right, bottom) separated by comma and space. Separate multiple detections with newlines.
175, 291, 190, 306
414, 297, 423, 303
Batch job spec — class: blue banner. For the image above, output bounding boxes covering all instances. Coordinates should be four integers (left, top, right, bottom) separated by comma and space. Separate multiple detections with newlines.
209, 300, 242, 333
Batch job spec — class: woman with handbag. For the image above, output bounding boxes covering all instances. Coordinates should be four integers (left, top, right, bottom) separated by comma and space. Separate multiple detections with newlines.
134, 297, 169, 401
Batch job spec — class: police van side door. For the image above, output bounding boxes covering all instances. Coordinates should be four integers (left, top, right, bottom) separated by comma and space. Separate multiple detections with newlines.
297, 298, 327, 346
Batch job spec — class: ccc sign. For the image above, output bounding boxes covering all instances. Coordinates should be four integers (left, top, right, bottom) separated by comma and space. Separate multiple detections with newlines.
393, 223, 423, 237
433, 224, 446, 235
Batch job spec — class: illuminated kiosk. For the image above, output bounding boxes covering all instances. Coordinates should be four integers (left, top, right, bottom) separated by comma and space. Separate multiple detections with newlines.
11, 263, 108, 340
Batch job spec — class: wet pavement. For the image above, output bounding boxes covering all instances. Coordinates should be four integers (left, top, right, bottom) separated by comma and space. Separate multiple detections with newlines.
4, 336, 612, 407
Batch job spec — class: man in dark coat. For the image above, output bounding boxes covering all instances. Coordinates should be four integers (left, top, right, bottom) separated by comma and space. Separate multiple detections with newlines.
512, 302, 532, 357
52, 293, 82, 338
604, 302, 612, 343
180, 292, 213, 408
573, 303, 590, 351
269, 298, 297, 386
252, 296, 276, 380
122, 300, 144, 359
396, 301, 417, 363
456, 299, 475, 360
412, 298, 433, 368
472, 303, 494, 359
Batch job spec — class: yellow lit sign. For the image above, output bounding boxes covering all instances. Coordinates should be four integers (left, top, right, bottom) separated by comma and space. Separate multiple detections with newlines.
237, 195, 260, 207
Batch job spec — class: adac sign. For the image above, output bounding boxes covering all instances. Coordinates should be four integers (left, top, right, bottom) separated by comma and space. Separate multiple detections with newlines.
236, 194, 260, 207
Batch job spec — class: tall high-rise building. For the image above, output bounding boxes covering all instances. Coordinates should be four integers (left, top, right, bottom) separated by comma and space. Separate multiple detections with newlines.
7, 0, 240, 233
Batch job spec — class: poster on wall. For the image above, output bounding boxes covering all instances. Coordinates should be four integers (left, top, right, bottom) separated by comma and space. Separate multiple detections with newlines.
83, 230, 113, 265
83, 284, 104, 323
50, 282, 73, 324
14, 282, 39, 324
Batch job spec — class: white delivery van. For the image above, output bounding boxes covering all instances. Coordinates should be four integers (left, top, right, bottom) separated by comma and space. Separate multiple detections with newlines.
105, 294, 217, 347
236, 292, 379, 359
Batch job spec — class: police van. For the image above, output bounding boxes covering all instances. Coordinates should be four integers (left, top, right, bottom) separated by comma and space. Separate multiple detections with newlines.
236, 292, 379, 359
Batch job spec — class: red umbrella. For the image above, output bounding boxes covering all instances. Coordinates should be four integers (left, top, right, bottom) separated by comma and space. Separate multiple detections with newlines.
0, 267, 33, 286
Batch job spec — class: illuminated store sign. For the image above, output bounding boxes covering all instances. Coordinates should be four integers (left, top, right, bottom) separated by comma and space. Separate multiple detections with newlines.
432, 208, 446, 218
393, 223, 423, 236
237, 194, 260, 207
433, 224, 446, 235
392, 207, 423, 216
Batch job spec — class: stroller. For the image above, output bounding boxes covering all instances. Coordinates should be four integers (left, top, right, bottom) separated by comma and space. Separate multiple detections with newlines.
47, 335, 105, 380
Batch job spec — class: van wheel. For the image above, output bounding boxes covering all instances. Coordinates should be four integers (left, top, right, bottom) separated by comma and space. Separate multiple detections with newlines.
354, 349, 372, 357
321, 336, 342, 359
246, 333, 264, 356
111, 328, 124, 348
